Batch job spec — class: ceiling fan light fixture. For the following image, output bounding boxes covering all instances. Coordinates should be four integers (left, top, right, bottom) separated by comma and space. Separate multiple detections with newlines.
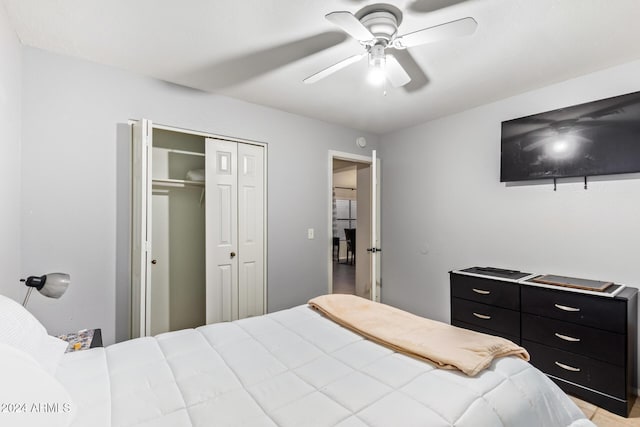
368, 64, 386, 86
367, 45, 386, 85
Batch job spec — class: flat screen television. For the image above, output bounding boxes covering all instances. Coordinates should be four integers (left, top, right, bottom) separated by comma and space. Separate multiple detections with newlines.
500, 91, 640, 182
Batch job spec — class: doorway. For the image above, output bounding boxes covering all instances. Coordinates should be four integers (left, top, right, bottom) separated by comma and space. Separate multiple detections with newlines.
332, 159, 358, 294
328, 150, 379, 301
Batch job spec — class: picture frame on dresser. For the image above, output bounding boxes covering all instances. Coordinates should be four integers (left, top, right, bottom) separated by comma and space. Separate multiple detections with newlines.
450, 267, 637, 417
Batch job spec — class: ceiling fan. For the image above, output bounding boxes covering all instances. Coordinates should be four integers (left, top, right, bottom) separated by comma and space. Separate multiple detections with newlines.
304, 3, 477, 87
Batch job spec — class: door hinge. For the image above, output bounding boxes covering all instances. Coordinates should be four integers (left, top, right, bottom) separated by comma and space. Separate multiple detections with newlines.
366, 247, 382, 253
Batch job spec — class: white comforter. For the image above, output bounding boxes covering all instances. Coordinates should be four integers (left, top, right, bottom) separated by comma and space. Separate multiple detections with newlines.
56, 305, 594, 427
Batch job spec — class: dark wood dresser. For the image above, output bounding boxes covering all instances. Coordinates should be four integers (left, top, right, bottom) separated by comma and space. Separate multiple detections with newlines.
450, 267, 638, 417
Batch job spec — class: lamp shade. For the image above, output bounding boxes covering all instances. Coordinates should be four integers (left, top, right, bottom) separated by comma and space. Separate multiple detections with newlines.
37, 273, 70, 298
22, 273, 70, 306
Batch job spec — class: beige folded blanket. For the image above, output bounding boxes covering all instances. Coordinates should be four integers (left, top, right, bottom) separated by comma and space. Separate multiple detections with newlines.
308, 294, 529, 376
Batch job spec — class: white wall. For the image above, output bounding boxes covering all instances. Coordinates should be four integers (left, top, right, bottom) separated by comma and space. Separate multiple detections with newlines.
379, 59, 640, 382
380, 58, 640, 319
20, 47, 379, 344
0, 4, 21, 301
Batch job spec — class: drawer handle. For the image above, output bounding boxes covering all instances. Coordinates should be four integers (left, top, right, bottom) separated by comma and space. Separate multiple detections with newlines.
555, 361, 581, 372
554, 333, 581, 342
472, 288, 491, 295
554, 303, 581, 312
472, 312, 491, 320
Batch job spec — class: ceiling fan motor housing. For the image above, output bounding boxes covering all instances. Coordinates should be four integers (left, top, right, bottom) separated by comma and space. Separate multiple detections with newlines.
359, 6, 402, 45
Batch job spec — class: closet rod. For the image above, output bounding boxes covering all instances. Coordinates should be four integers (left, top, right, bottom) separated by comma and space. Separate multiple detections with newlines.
334, 186, 356, 190
152, 178, 205, 189
159, 148, 205, 157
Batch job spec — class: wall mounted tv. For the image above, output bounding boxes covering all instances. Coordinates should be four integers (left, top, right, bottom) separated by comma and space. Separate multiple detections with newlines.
500, 91, 640, 182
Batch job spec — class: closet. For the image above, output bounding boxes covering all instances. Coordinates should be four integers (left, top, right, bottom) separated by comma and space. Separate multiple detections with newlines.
131, 119, 266, 338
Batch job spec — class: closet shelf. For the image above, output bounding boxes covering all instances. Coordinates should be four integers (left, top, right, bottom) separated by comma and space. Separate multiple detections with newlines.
152, 178, 205, 188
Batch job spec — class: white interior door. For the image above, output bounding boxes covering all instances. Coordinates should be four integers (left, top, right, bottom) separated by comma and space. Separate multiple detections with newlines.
355, 164, 372, 299
131, 118, 152, 338
237, 144, 265, 318
206, 138, 239, 322
370, 150, 381, 302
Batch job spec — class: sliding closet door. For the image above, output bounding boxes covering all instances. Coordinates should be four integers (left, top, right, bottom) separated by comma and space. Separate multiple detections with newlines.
237, 144, 265, 318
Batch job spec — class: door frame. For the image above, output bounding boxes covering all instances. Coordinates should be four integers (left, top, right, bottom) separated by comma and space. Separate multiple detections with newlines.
327, 150, 374, 295
130, 119, 268, 338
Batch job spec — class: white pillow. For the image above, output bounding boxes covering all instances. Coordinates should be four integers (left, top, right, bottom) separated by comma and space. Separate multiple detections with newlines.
0, 294, 68, 374
0, 342, 75, 427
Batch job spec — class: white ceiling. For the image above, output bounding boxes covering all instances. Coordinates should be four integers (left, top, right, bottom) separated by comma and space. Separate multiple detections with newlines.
4, 0, 640, 134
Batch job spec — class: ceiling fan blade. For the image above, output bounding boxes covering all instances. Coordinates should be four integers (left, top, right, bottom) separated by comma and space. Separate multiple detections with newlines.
393, 17, 477, 49
385, 55, 411, 87
325, 11, 375, 42
303, 53, 366, 84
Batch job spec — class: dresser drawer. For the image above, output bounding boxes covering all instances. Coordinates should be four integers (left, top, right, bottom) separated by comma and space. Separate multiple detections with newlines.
452, 320, 520, 344
521, 285, 626, 333
450, 274, 519, 310
522, 313, 625, 366
524, 340, 625, 399
451, 298, 520, 337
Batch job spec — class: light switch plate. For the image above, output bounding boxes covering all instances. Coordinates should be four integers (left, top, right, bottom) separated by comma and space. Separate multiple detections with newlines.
307, 228, 314, 239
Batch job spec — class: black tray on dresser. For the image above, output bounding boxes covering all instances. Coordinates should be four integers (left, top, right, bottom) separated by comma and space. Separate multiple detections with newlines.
450, 267, 638, 417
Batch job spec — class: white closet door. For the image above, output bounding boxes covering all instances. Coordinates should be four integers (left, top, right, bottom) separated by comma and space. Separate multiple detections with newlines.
238, 144, 265, 318
131, 118, 152, 338
205, 139, 239, 323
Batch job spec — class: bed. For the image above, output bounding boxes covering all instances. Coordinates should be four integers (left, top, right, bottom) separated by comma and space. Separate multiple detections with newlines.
0, 294, 595, 427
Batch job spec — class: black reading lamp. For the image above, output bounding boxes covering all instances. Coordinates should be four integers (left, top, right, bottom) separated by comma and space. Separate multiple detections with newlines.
21, 273, 70, 307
